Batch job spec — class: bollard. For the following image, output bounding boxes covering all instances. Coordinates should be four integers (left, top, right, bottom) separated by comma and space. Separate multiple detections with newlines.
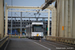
15, 34, 16, 36
39, 38, 41, 42
19, 36, 20, 38
9, 34, 11, 38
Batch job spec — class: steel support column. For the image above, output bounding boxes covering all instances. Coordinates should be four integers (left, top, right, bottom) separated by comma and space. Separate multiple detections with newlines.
57, 0, 60, 37
66, 0, 68, 37
0, 0, 4, 38
47, 9, 50, 36
52, 8, 54, 36
52, 8, 56, 36
20, 12, 22, 35
5, 3, 8, 36
70, 0, 73, 38
62, 0, 65, 37
73, 0, 75, 38
11, 0, 13, 35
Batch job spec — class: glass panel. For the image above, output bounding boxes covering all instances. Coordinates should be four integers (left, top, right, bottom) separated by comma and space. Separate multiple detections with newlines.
33, 25, 43, 32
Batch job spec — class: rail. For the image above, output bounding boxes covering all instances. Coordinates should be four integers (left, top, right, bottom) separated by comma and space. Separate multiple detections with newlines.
8, 35, 26, 38
0, 36, 9, 48
46, 36, 75, 45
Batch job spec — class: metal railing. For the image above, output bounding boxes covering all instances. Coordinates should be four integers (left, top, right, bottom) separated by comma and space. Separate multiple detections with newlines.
46, 36, 75, 46
0, 36, 9, 48
8, 35, 26, 38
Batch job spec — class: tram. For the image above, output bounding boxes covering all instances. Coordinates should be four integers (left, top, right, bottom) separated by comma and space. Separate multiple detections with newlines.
26, 22, 43, 39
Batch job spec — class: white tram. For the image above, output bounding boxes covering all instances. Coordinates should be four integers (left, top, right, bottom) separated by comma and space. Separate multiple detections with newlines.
26, 22, 43, 39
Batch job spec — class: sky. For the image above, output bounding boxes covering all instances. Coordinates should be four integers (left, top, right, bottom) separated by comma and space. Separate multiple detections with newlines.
4, 0, 55, 20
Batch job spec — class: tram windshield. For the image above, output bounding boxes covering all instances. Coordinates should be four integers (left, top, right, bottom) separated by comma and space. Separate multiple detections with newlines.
33, 25, 43, 32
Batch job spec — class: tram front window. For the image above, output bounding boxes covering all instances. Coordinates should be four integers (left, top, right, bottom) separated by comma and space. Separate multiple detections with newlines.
33, 25, 43, 32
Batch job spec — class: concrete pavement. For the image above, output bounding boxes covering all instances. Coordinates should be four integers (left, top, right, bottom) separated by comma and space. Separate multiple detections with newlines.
6, 38, 75, 50
6, 38, 49, 50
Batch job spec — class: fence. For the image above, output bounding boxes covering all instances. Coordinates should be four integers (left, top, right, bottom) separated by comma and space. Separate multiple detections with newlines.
0, 36, 9, 48
46, 36, 75, 46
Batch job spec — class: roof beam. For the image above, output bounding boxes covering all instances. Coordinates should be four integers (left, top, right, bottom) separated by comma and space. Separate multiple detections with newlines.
4, 16, 52, 19
8, 10, 48, 13
7, 5, 54, 10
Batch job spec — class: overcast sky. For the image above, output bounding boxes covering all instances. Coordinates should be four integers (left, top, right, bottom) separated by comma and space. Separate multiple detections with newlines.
4, 0, 55, 20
